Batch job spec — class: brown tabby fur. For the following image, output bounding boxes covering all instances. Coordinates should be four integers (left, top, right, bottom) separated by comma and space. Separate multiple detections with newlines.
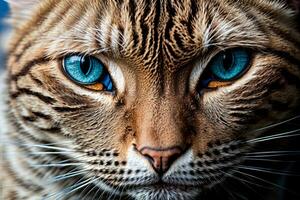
1, 0, 299, 199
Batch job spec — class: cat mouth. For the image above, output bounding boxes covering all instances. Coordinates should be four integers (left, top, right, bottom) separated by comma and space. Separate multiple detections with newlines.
126, 181, 200, 200
128, 180, 198, 191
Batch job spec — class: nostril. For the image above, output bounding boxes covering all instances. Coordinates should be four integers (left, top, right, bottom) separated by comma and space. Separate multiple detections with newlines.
137, 146, 184, 175
143, 153, 155, 164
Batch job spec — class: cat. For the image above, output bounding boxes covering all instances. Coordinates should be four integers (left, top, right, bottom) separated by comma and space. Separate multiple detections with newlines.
0, 0, 300, 199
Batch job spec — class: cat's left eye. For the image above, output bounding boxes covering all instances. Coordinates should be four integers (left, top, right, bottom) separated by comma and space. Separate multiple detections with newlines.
63, 55, 113, 91
200, 48, 250, 89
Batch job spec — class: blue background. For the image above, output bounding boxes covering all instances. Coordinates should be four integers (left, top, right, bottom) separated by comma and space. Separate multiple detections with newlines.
0, 0, 9, 70
0, 0, 9, 30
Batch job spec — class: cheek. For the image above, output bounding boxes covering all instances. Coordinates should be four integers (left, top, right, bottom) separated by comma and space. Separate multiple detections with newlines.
60, 106, 130, 157
190, 113, 238, 156
199, 65, 299, 142
61, 108, 113, 140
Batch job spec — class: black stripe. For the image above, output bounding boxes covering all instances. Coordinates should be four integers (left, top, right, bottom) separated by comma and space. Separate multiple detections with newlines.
11, 57, 51, 81
139, 1, 151, 56
187, 0, 198, 36
139, 23, 149, 56
115, 0, 124, 4
40, 126, 61, 133
128, 0, 139, 48
53, 106, 89, 112
128, 0, 136, 26
165, 42, 180, 60
142, 50, 155, 67
30, 73, 44, 86
23, 111, 52, 122
265, 49, 300, 67
164, 0, 176, 41
13, 42, 33, 63
22, 112, 51, 122
247, 6, 300, 48
11, 88, 56, 104
153, 0, 161, 60
22, 116, 36, 122
269, 21, 300, 48
173, 31, 185, 51
132, 31, 139, 49
21, 112, 59, 133
9, 117, 43, 142
32, 111, 52, 120
10, 126, 65, 152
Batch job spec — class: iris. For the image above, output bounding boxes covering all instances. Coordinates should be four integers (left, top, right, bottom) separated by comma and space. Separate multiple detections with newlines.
209, 48, 250, 81
200, 48, 250, 89
63, 55, 113, 91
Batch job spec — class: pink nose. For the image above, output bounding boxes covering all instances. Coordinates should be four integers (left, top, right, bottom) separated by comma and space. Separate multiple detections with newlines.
138, 147, 183, 175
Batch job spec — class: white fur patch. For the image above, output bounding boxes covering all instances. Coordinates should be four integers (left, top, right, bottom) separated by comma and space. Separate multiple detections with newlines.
0, 71, 8, 141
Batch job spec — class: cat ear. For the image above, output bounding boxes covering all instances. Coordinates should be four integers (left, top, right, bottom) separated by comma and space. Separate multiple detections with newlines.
5, 0, 40, 27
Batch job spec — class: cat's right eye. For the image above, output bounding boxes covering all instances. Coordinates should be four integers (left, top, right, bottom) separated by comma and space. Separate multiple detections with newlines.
199, 48, 251, 89
63, 55, 114, 92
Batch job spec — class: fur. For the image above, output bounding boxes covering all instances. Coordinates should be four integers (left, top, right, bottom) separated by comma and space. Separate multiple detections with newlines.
1, 0, 300, 199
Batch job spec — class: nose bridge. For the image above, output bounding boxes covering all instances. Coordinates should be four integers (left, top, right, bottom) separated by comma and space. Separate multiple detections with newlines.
135, 93, 187, 149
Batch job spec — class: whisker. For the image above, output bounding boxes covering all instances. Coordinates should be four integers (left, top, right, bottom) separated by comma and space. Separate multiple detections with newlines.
55, 165, 99, 199
47, 178, 94, 200
117, 183, 127, 200
244, 157, 297, 163
64, 177, 98, 199
92, 179, 107, 200
221, 169, 272, 190
25, 144, 75, 152
31, 163, 84, 168
78, 176, 99, 199
246, 129, 300, 144
81, 173, 102, 199
244, 154, 300, 158
1, 141, 75, 152
237, 165, 300, 177
0, 139, 74, 147
249, 115, 300, 134
29, 151, 76, 155
46, 166, 97, 200
245, 150, 300, 155
232, 169, 299, 196
48, 169, 88, 183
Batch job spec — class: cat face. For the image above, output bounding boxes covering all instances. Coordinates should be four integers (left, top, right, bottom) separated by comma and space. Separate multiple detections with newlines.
6, 0, 300, 199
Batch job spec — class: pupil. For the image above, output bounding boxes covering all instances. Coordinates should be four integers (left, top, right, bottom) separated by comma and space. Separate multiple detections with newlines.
80, 56, 91, 75
222, 52, 233, 70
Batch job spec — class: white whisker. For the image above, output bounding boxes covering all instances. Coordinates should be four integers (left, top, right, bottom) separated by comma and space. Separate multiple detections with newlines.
232, 169, 296, 195
237, 165, 300, 177
247, 129, 300, 144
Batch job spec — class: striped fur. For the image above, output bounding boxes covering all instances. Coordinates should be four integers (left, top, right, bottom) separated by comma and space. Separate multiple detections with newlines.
1, 0, 300, 199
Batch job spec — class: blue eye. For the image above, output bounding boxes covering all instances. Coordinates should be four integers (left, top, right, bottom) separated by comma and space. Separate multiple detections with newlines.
63, 55, 113, 91
209, 48, 250, 81
199, 48, 250, 89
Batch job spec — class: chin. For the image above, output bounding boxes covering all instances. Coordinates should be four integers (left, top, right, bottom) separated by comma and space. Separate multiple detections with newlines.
127, 186, 200, 200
